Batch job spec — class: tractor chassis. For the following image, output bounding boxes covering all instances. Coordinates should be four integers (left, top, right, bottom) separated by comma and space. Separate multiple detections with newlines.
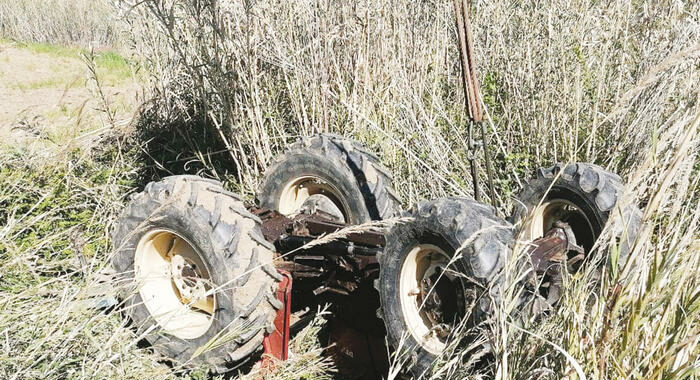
250, 206, 583, 363
252, 208, 385, 296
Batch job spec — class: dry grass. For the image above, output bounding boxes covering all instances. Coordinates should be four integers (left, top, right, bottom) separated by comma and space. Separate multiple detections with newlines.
0, 0, 699, 379
0, 0, 120, 48
116, 0, 699, 205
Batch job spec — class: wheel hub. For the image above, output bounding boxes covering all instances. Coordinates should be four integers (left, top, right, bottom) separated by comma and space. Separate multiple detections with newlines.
278, 176, 347, 222
524, 200, 594, 308
418, 265, 458, 340
399, 245, 465, 354
134, 229, 216, 339
526, 199, 596, 255
299, 193, 346, 223
170, 254, 212, 313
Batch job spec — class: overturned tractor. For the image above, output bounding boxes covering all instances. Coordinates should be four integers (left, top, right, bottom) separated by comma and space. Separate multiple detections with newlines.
110, 1, 641, 377
112, 134, 641, 378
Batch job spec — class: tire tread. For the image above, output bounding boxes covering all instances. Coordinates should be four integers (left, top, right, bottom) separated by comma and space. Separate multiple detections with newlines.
112, 175, 280, 373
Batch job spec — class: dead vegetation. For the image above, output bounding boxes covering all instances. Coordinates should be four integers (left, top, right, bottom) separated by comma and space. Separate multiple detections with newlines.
0, 0, 119, 48
0, 0, 699, 379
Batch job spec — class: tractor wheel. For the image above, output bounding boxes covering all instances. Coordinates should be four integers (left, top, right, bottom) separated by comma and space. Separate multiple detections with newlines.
377, 197, 514, 377
257, 133, 400, 223
112, 175, 281, 373
511, 163, 643, 272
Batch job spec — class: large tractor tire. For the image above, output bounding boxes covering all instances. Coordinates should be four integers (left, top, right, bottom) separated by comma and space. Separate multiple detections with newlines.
511, 163, 643, 272
112, 175, 281, 373
377, 197, 515, 378
257, 133, 400, 223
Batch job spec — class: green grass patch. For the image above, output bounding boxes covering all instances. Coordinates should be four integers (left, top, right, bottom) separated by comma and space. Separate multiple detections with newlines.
94, 51, 134, 83
19, 41, 82, 58
95, 51, 128, 71
11, 41, 135, 83
0, 153, 119, 278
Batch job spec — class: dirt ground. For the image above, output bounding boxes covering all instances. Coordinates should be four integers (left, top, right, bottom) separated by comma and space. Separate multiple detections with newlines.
0, 41, 140, 152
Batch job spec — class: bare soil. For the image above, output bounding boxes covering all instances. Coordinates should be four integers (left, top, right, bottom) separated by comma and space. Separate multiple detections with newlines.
0, 42, 139, 150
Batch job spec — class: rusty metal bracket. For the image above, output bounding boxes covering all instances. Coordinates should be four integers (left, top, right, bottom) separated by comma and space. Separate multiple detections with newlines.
251, 208, 385, 248
251, 207, 384, 295
261, 271, 293, 369
526, 222, 585, 306
527, 222, 585, 275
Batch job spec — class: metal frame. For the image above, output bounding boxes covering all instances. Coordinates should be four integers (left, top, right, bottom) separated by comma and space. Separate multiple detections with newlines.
253, 205, 580, 363
252, 208, 384, 296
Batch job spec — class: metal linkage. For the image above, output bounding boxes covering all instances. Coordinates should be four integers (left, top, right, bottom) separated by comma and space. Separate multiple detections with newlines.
527, 221, 584, 274
526, 221, 585, 305
253, 209, 385, 247
453, 0, 497, 207
251, 208, 385, 296
254, 205, 584, 305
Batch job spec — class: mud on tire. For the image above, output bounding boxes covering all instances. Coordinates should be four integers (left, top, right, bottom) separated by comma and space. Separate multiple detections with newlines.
257, 133, 400, 223
377, 197, 514, 378
112, 175, 281, 373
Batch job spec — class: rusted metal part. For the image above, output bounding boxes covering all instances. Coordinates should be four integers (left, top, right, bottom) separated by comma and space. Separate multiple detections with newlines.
453, 0, 482, 122
274, 260, 324, 277
253, 207, 390, 378
251, 208, 291, 243
527, 222, 585, 306
314, 285, 350, 296
309, 270, 362, 296
527, 222, 585, 274
261, 271, 293, 368
527, 228, 569, 273
454, 0, 482, 203
274, 239, 380, 290
251, 206, 383, 297
291, 214, 385, 247
453, 0, 498, 208
252, 207, 385, 248
350, 254, 379, 272
275, 236, 382, 263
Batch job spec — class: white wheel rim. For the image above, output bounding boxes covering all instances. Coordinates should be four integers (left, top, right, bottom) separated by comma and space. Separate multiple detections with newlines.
523, 199, 592, 242
134, 229, 216, 340
399, 244, 450, 355
278, 175, 346, 217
